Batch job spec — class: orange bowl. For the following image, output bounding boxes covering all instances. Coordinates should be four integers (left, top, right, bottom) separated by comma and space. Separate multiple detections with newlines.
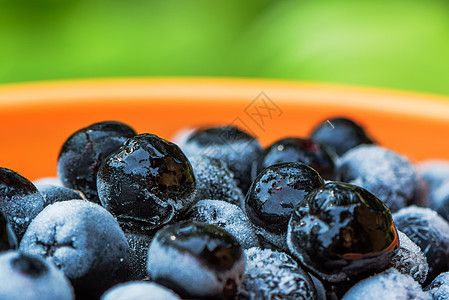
1, 77, 449, 181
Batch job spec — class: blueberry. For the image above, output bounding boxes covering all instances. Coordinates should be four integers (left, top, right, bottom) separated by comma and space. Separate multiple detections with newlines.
238, 247, 316, 300
338, 145, 418, 212
184, 199, 259, 249
147, 221, 245, 299
19, 200, 130, 299
0, 211, 17, 252
310, 117, 374, 156
58, 121, 137, 203
126, 232, 154, 280
342, 268, 428, 300
263, 137, 336, 180
0, 251, 74, 300
287, 181, 399, 283
101, 281, 181, 300
189, 155, 244, 207
245, 162, 324, 250
426, 180, 449, 222
180, 125, 263, 193
0, 167, 44, 241
389, 230, 429, 284
97, 133, 196, 233
393, 206, 449, 285
424, 272, 449, 299
36, 184, 85, 207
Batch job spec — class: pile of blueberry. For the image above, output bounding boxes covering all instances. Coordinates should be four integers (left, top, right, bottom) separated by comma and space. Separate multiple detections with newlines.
1, 117, 449, 299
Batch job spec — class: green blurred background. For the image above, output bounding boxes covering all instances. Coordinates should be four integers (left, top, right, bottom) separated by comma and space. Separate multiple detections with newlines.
1, 0, 449, 96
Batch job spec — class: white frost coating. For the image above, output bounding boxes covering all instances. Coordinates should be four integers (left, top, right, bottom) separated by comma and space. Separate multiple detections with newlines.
339, 145, 417, 212
101, 281, 181, 300
240, 247, 315, 300
147, 235, 246, 298
342, 268, 430, 300
188, 155, 245, 207
424, 272, 449, 299
0, 251, 74, 300
33, 177, 63, 187
187, 199, 259, 249
390, 231, 429, 284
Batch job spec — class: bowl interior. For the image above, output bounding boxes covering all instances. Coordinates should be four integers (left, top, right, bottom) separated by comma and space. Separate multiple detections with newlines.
1, 78, 449, 181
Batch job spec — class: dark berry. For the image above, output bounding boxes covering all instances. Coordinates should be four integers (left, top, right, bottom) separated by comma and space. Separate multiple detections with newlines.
36, 184, 85, 207
287, 181, 399, 283
126, 232, 154, 280
0, 167, 44, 241
337, 145, 418, 212
19, 200, 129, 299
0, 211, 17, 252
147, 221, 245, 299
57, 121, 137, 203
310, 117, 374, 156
181, 125, 263, 193
184, 199, 259, 249
263, 137, 336, 180
97, 133, 196, 233
393, 206, 449, 285
101, 281, 181, 300
342, 268, 428, 300
239, 247, 316, 299
245, 162, 323, 250
0, 251, 74, 300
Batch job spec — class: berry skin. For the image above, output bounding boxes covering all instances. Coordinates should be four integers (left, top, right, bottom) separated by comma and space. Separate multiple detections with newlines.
0, 167, 44, 241
0, 210, 17, 252
36, 185, 85, 207
287, 181, 399, 283
310, 117, 374, 156
101, 281, 181, 300
97, 133, 196, 234
19, 200, 130, 299
263, 137, 336, 180
180, 125, 263, 194
0, 251, 74, 300
245, 162, 324, 250
58, 121, 137, 203
147, 221, 245, 299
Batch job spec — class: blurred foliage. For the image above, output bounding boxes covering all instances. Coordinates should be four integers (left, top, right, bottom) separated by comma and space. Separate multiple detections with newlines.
1, 0, 449, 95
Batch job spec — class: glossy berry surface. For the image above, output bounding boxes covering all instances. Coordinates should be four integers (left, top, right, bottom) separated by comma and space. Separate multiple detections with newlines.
287, 181, 399, 283
0, 211, 17, 252
0, 167, 44, 241
245, 162, 324, 235
310, 117, 374, 156
393, 206, 449, 285
97, 133, 196, 233
0, 251, 74, 300
263, 137, 336, 180
181, 125, 263, 193
57, 121, 137, 203
147, 221, 245, 299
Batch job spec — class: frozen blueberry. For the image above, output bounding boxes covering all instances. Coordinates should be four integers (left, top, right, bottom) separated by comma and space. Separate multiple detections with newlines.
0, 167, 44, 241
126, 232, 153, 280
147, 221, 245, 299
426, 180, 449, 222
189, 155, 245, 207
36, 184, 85, 207
97, 133, 196, 234
101, 281, 181, 300
263, 137, 336, 180
238, 247, 316, 300
245, 162, 324, 250
0, 250, 74, 300
19, 200, 130, 299
58, 121, 137, 203
180, 125, 263, 193
393, 206, 449, 284
0, 210, 17, 251
33, 177, 63, 187
389, 230, 429, 284
184, 199, 259, 249
416, 160, 449, 194
338, 145, 418, 212
310, 117, 374, 156
342, 268, 429, 300
424, 272, 449, 299
287, 181, 399, 283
